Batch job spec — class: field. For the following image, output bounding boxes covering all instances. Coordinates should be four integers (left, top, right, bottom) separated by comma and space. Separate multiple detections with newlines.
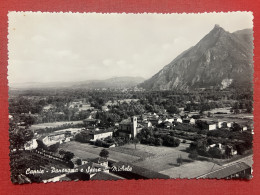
59, 141, 140, 162
59, 141, 224, 178
200, 111, 253, 127
30, 121, 83, 130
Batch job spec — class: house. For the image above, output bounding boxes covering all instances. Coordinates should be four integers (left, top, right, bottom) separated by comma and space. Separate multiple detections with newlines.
118, 116, 138, 138
83, 118, 100, 127
217, 121, 225, 128
227, 122, 233, 128
89, 130, 113, 141
197, 162, 251, 179
90, 171, 123, 180
207, 122, 217, 131
148, 117, 162, 126
101, 106, 109, 112
92, 157, 109, 168
206, 143, 223, 151
173, 117, 183, 123
225, 145, 237, 156
43, 104, 55, 111
188, 112, 200, 118
242, 126, 248, 131
24, 139, 38, 150
163, 121, 173, 128
79, 104, 94, 111
38, 132, 67, 146
81, 159, 89, 165
164, 118, 174, 123
190, 118, 196, 125
142, 121, 152, 128
182, 117, 195, 125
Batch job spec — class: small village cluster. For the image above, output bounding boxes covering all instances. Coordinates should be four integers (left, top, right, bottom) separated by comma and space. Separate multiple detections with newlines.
9, 96, 253, 183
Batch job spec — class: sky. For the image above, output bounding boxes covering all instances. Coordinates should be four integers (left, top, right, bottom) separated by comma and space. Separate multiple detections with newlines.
8, 12, 253, 84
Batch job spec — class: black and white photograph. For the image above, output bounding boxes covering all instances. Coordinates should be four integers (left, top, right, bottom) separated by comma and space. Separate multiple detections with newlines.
8, 12, 254, 184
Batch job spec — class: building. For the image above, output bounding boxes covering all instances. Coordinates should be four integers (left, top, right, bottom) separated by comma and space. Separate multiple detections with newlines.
43, 104, 55, 111
197, 162, 251, 179
81, 159, 89, 165
101, 106, 109, 112
90, 171, 123, 181
24, 139, 38, 150
226, 122, 233, 128
173, 117, 183, 123
208, 123, 217, 131
89, 130, 113, 141
217, 121, 225, 128
242, 126, 248, 131
118, 116, 138, 138
182, 117, 195, 125
83, 118, 100, 127
225, 145, 237, 156
38, 132, 67, 146
206, 143, 224, 152
163, 121, 173, 128
111, 161, 170, 179
148, 117, 162, 126
190, 118, 196, 125
142, 121, 152, 128
92, 157, 109, 168
164, 118, 174, 123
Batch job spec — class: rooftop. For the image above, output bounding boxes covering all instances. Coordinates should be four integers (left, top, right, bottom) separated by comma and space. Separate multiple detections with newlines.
119, 118, 132, 125
92, 157, 108, 164
112, 161, 170, 179
197, 162, 251, 179
90, 172, 123, 181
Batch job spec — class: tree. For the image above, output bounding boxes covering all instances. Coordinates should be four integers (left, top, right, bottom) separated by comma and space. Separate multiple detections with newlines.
133, 137, 139, 150
225, 146, 232, 158
207, 138, 213, 145
208, 147, 222, 159
99, 149, 109, 159
168, 105, 180, 114
63, 151, 74, 161
9, 128, 34, 150
48, 143, 60, 152
188, 150, 198, 160
155, 138, 163, 146
76, 159, 82, 165
189, 142, 198, 151
232, 123, 242, 132
236, 144, 246, 155
59, 149, 65, 155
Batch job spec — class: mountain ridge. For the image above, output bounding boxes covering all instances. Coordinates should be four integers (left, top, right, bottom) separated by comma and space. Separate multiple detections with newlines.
10, 76, 145, 90
139, 25, 253, 91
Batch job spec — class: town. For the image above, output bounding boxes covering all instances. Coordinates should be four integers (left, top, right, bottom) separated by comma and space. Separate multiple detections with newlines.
9, 87, 253, 183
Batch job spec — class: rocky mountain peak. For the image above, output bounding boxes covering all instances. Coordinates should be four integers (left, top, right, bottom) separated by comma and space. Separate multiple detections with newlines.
139, 25, 253, 91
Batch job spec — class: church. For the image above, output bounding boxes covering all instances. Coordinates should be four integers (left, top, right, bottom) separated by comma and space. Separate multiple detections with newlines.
117, 116, 138, 138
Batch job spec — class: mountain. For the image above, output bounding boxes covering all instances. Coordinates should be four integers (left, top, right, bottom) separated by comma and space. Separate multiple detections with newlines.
10, 76, 145, 90
72, 77, 145, 89
139, 25, 254, 91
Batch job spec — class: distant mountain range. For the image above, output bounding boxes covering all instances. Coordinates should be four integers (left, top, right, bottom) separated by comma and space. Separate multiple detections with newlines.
139, 25, 254, 91
11, 25, 253, 92
10, 76, 145, 90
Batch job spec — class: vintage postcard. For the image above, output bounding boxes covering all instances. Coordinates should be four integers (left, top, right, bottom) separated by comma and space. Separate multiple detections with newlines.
8, 11, 253, 184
